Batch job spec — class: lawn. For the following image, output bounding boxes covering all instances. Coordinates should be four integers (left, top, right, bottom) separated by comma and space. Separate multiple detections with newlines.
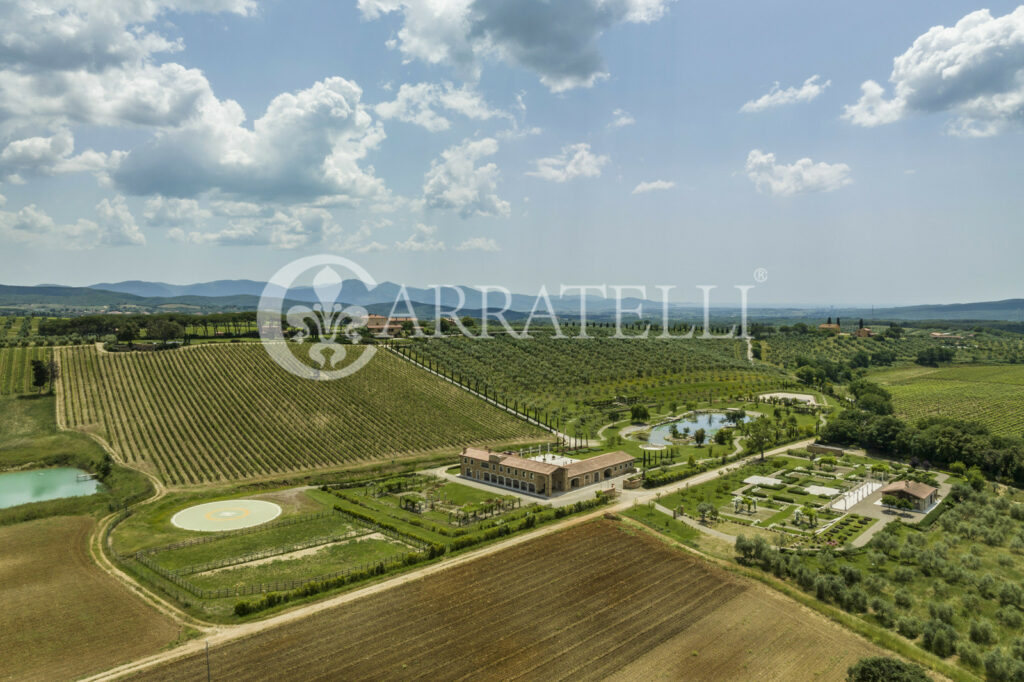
621, 504, 700, 546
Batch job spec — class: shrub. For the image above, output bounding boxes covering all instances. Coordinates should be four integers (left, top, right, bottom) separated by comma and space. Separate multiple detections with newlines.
840, 565, 862, 586
969, 619, 997, 645
897, 616, 922, 640
870, 598, 896, 629
845, 656, 929, 682
928, 601, 955, 625
844, 587, 868, 613
892, 567, 915, 583
997, 606, 1024, 629
893, 590, 913, 609
922, 619, 958, 657
957, 642, 982, 668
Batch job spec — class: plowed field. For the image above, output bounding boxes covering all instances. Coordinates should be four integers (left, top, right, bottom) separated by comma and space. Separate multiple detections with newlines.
129, 521, 881, 681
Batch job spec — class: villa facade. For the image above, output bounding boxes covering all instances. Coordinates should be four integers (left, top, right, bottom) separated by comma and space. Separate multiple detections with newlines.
460, 447, 635, 497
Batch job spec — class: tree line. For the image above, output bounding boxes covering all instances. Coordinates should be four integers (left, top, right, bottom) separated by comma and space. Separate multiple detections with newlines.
821, 380, 1024, 487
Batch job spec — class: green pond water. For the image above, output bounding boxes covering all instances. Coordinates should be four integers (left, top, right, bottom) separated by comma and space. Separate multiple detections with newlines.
0, 467, 101, 509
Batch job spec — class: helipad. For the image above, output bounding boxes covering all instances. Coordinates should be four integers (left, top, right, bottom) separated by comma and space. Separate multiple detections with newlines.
170, 499, 282, 532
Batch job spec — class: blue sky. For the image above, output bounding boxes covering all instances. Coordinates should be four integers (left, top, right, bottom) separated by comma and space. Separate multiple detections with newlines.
0, 0, 1022, 305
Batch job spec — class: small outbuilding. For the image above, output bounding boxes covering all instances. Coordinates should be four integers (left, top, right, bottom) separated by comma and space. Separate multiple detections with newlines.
880, 480, 937, 511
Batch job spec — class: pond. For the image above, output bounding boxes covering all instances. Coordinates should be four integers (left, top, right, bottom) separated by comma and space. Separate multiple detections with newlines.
0, 467, 102, 510
645, 412, 751, 447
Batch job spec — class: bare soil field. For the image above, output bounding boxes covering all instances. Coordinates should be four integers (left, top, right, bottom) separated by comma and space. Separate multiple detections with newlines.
0, 516, 179, 680
129, 520, 882, 681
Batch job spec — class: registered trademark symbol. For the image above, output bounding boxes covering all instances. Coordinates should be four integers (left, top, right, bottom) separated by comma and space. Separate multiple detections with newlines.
753, 268, 768, 283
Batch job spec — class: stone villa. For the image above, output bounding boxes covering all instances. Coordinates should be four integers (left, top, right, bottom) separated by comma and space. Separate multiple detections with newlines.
460, 447, 636, 497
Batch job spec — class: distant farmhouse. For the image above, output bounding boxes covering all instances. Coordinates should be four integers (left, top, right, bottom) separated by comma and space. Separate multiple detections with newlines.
365, 314, 416, 336
880, 480, 938, 511
818, 317, 841, 334
819, 316, 874, 337
460, 447, 635, 496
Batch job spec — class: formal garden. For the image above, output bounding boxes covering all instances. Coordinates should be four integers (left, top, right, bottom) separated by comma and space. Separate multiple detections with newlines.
652, 451, 917, 549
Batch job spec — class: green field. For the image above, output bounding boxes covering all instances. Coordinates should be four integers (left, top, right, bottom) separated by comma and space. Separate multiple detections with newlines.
407, 329, 790, 437
0, 346, 51, 395
870, 364, 1024, 437
0, 394, 152, 524
59, 344, 545, 486
114, 479, 610, 619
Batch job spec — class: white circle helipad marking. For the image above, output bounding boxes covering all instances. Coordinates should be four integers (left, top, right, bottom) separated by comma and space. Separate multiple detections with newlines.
171, 500, 282, 532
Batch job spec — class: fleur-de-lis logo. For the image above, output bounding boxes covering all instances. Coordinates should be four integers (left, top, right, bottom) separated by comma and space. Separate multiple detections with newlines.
286, 267, 369, 369
257, 255, 378, 381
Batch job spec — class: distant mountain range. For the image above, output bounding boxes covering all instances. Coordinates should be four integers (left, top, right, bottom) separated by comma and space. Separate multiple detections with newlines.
0, 280, 1022, 322
89, 279, 672, 315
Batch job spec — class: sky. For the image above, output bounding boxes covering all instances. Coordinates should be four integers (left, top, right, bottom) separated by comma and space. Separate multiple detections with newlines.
0, 0, 1022, 306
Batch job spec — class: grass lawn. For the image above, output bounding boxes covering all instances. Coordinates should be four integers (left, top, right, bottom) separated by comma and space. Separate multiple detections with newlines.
437, 481, 514, 505
621, 504, 699, 546
151, 514, 360, 571
112, 487, 337, 555
188, 536, 411, 590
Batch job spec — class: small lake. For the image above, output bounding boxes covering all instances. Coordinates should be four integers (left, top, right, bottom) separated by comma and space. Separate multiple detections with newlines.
646, 412, 752, 447
0, 467, 102, 510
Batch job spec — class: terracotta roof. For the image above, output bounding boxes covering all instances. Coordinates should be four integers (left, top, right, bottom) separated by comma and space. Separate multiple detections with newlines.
462, 447, 495, 462
880, 480, 936, 499
461, 447, 560, 474
566, 451, 636, 476
507, 458, 561, 475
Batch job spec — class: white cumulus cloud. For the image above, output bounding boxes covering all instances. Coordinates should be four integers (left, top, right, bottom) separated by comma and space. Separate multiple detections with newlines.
632, 179, 674, 194
113, 77, 389, 205
396, 223, 445, 251
170, 206, 334, 250
422, 137, 510, 218
740, 75, 831, 113
456, 236, 500, 251
0, 128, 122, 180
843, 7, 1024, 136
374, 82, 506, 132
357, 0, 672, 92
744, 149, 852, 197
143, 196, 212, 228
526, 143, 609, 183
609, 108, 635, 128
0, 195, 144, 248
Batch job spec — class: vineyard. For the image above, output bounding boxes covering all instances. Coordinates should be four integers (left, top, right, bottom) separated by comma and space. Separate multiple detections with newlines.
0, 345, 51, 395
59, 344, 544, 486
408, 329, 790, 434
132, 521, 882, 681
870, 364, 1024, 437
